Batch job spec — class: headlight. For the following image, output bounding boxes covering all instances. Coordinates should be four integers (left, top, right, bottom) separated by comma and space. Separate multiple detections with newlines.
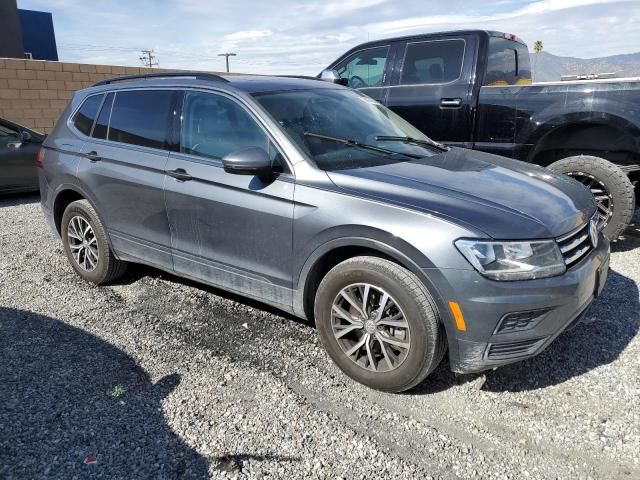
455, 239, 566, 280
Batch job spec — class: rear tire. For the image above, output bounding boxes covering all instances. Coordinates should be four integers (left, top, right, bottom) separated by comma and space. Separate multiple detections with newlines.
547, 155, 635, 241
314, 256, 446, 393
61, 200, 127, 285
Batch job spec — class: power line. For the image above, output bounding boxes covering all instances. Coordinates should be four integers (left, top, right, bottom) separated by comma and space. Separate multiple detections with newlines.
139, 49, 158, 68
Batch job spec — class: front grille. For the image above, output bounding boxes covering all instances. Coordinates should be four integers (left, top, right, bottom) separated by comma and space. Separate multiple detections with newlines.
556, 214, 598, 268
495, 308, 552, 334
486, 338, 545, 360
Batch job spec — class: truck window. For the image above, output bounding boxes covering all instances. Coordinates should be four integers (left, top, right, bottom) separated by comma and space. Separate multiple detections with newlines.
400, 39, 465, 85
484, 37, 532, 86
334, 45, 390, 89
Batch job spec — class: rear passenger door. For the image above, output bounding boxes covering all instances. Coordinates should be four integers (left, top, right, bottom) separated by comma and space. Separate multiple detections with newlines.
164, 89, 295, 307
385, 35, 477, 146
76, 89, 179, 270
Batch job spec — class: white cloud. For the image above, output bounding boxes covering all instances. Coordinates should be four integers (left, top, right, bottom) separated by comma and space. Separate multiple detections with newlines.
18, 0, 640, 75
224, 30, 273, 41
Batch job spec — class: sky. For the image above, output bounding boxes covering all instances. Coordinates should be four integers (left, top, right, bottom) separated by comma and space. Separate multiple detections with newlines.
18, 0, 640, 75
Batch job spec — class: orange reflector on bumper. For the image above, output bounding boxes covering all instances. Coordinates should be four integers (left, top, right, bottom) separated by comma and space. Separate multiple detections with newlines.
448, 301, 466, 331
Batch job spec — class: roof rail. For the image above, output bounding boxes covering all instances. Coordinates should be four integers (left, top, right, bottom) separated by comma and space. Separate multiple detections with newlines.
93, 71, 229, 87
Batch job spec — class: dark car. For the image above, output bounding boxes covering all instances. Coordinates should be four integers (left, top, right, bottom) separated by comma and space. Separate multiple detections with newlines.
39, 73, 609, 392
0, 118, 45, 194
321, 30, 639, 240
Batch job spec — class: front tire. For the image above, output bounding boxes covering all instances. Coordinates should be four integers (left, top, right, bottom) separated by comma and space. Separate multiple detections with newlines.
61, 199, 127, 284
314, 256, 446, 393
547, 155, 635, 241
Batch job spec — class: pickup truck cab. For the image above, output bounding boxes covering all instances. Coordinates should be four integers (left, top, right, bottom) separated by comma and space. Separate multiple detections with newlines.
322, 30, 638, 240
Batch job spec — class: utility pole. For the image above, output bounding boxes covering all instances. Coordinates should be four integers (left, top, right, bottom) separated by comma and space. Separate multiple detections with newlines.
218, 52, 237, 72
139, 49, 158, 68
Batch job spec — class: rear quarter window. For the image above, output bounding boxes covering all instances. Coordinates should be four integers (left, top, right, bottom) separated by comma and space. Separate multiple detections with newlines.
72, 94, 103, 136
92, 92, 114, 140
108, 90, 176, 150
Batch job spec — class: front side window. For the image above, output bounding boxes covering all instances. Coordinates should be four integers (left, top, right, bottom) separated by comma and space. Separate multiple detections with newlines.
180, 91, 280, 166
334, 46, 390, 89
73, 94, 102, 136
400, 39, 465, 85
108, 90, 175, 150
254, 88, 439, 171
484, 37, 532, 86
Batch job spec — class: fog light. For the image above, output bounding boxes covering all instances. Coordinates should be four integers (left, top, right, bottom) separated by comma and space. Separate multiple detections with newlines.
495, 308, 552, 334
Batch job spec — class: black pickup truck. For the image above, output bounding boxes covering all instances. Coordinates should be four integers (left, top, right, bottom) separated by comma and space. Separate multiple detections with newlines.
321, 30, 639, 240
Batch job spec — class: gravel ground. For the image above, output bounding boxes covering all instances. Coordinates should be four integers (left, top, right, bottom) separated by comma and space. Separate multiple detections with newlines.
1, 194, 638, 480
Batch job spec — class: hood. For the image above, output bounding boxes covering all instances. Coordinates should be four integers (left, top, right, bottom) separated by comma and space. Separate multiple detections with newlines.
326, 147, 596, 239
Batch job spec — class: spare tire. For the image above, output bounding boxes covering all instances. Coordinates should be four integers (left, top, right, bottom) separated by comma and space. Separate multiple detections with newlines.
548, 155, 635, 241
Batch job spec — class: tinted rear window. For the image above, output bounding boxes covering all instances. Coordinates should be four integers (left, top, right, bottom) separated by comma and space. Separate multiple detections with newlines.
484, 37, 532, 86
73, 95, 102, 136
108, 90, 175, 150
92, 92, 114, 140
400, 39, 465, 85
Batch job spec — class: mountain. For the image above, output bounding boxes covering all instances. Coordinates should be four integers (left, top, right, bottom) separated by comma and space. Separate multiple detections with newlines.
531, 51, 640, 82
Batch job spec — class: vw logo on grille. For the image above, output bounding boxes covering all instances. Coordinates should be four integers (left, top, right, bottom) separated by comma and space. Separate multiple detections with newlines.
589, 215, 599, 248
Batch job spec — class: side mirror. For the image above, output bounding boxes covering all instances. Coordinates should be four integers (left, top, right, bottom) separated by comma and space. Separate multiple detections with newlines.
319, 69, 348, 86
20, 131, 32, 143
222, 147, 274, 180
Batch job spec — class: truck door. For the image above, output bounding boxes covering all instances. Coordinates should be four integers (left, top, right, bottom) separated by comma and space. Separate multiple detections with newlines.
330, 42, 398, 104
384, 34, 477, 147
475, 36, 533, 159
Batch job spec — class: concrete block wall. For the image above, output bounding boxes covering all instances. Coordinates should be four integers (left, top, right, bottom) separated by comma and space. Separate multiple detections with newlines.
0, 58, 222, 134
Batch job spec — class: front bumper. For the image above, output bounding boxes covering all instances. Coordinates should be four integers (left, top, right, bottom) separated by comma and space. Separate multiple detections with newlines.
433, 233, 610, 374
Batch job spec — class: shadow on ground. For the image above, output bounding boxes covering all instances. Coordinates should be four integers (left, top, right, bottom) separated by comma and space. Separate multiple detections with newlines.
0, 307, 209, 479
410, 268, 639, 395
610, 211, 640, 253
0, 193, 39, 208
483, 268, 639, 392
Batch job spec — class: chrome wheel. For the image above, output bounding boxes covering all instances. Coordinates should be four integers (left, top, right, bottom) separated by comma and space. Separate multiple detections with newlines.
67, 215, 99, 271
566, 171, 612, 229
331, 283, 411, 372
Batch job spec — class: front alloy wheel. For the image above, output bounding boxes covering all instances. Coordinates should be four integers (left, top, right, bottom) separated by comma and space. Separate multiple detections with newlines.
331, 283, 411, 372
315, 256, 447, 392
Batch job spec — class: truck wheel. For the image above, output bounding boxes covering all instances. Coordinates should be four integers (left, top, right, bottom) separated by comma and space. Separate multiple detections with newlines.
314, 256, 447, 393
548, 155, 635, 241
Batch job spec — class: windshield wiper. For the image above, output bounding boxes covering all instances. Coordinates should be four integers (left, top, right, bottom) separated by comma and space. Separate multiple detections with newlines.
376, 135, 449, 152
304, 132, 422, 159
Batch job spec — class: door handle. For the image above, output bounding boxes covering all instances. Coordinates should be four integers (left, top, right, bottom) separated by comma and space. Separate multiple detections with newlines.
166, 168, 193, 181
85, 151, 101, 162
440, 98, 462, 108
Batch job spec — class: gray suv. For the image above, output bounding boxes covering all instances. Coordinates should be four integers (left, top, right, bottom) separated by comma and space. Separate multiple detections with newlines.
39, 73, 610, 392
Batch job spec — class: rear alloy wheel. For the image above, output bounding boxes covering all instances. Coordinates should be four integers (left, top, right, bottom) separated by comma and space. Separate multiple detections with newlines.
61, 200, 127, 284
315, 256, 447, 392
548, 155, 635, 241
67, 215, 99, 272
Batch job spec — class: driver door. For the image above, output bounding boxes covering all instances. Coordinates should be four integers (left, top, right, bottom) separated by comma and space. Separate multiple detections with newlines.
0, 123, 39, 191
329, 43, 398, 104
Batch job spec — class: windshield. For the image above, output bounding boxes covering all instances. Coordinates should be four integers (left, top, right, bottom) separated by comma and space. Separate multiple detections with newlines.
252, 88, 440, 170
